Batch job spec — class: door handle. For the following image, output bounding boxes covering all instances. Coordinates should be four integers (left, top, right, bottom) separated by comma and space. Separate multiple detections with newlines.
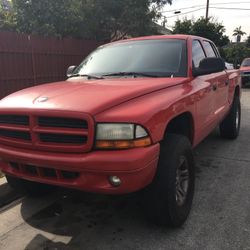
212, 84, 217, 91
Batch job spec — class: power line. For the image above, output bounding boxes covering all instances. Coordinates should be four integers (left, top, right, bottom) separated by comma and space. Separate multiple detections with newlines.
163, 6, 250, 19
161, 1, 250, 13
164, 8, 206, 18
209, 1, 250, 5
161, 5, 206, 13
210, 6, 250, 10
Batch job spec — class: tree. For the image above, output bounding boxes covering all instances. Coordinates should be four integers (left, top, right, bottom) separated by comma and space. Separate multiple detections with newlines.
172, 18, 192, 35
233, 26, 246, 43
82, 0, 173, 40
224, 44, 250, 68
172, 17, 229, 47
0, 1, 16, 31
6, 0, 172, 40
245, 35, 250, 48
12, 0, 80, 37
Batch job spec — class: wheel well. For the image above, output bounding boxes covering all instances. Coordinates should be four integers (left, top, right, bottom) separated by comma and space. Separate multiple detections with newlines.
164, 112, 194, 144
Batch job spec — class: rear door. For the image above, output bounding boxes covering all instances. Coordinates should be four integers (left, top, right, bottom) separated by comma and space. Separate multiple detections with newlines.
202, 40, 229, 120
191, 39, 216, 140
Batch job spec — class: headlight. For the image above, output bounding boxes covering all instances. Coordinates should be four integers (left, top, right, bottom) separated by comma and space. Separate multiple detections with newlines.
95, 123, 151, 149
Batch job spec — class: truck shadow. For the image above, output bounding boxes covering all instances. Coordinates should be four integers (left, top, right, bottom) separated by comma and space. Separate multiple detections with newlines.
19, 127, 248, 250
21, 190, 160, 250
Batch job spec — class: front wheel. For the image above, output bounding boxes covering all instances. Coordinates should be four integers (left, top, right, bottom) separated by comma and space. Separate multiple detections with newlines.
142, 134, 195, 227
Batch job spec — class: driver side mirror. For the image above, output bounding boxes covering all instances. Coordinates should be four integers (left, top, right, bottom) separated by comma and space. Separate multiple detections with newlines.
193, 57, 226, 77
66, 65, 77, 77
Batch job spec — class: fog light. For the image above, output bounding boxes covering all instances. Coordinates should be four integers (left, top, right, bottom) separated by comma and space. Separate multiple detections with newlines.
109, 176, 121, 187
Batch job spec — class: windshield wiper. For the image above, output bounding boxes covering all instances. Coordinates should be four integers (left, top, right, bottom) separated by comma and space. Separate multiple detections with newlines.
68, 74, 104, 79
102, 72, 162, 78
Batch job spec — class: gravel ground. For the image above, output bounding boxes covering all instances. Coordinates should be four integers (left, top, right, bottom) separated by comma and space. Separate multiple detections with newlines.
1, 89, 250, 250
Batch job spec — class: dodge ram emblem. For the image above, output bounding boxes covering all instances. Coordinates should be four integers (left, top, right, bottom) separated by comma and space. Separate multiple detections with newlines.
37, 97, 48, 103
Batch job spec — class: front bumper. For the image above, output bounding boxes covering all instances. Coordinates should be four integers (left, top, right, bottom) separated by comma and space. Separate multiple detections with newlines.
0, 143, 160, 194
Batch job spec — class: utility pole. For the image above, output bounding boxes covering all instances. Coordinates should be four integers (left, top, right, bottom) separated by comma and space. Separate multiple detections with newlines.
205, 0, 210, 22
162, 17, 167, 28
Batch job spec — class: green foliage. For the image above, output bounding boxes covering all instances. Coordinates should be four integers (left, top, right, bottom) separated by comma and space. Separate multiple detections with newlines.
246, 35, 250, 48
12, 0, 80, 37
233, 26, 246, 37
218, 47, 226, 59
172, 17, 229, 47
172, 18, 192, 35
233, 26, 246, 43
0, 1, 16, 31
223, 45, 250, 67
1, 0, 172, 40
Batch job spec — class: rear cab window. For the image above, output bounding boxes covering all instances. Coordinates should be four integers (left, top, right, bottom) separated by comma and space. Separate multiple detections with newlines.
192, 40, 206, 68
203, 40, 219, 57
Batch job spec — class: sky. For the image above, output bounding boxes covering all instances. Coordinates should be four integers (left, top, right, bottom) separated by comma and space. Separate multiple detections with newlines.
161, 0, 250, 42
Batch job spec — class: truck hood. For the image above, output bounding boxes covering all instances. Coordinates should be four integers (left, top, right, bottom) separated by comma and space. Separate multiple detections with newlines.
0, 77, 187, 114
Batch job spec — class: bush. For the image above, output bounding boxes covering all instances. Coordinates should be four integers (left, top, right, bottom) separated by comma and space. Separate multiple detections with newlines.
223, 45, 250, 67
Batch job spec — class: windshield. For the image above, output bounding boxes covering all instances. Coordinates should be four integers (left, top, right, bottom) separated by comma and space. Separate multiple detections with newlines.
73, 39, 187, 78
242, 58, 250, 67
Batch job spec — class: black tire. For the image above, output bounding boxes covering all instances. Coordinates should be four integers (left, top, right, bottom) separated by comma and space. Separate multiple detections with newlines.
142, 134, 195, 227
6, 175, 55, 196
219, 95, 241, 139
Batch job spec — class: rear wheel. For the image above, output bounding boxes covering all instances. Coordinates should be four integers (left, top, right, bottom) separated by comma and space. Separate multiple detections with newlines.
220, 95, 241, 139
142, 134, 195, 227
6, 175, 54, 196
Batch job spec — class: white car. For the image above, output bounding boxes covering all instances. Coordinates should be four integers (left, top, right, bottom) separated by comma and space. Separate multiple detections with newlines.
225, 62, 234, 70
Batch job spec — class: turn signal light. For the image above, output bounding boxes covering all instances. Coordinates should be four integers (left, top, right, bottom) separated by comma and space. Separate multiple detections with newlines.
95, 137, 151, 149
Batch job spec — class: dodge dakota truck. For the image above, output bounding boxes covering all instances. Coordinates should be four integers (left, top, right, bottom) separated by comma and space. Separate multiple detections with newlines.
0, 35, 241, 227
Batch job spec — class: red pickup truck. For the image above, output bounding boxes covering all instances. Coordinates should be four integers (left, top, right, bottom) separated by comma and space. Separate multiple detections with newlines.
0, 35, 241, 227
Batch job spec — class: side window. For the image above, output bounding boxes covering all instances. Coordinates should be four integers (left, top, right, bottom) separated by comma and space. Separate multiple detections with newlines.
212, 44, 220, 57
192, 40, 206, 68
203, 41, 217, 57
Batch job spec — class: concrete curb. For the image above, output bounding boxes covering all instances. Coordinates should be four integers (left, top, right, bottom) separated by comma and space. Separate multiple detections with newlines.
0, 177, 23, 209
0, 170, 4, 178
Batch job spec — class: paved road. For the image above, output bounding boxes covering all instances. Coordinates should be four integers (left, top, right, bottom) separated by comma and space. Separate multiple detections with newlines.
1, 90, 250, 250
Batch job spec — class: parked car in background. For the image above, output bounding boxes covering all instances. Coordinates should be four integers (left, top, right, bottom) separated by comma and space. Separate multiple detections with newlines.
240, 58, 250, 87
0, 35, 241, 228
225, 62, 234, 70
